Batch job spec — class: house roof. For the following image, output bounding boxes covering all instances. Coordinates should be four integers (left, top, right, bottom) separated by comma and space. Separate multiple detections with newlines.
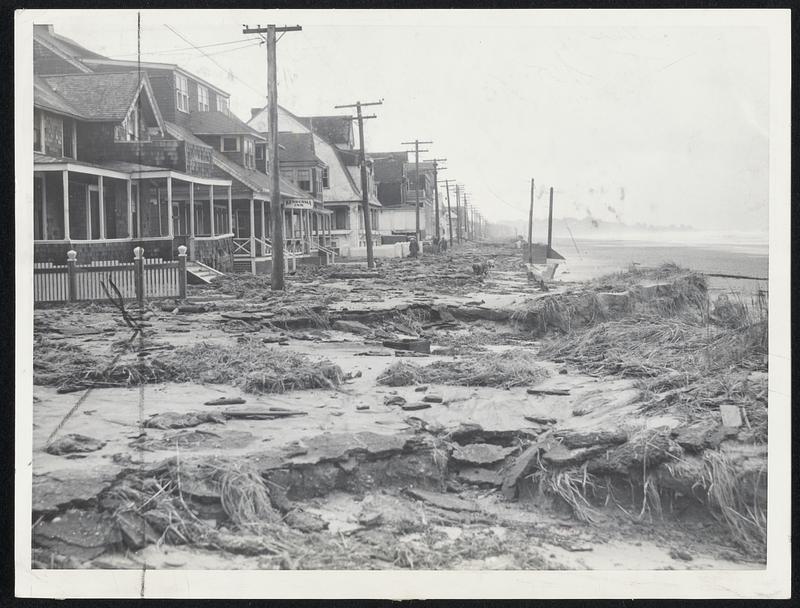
35, 25, 106, 62
371, 152, 408, 182
164, 121, 310, 202
276, 132, 318, 163
34, 75, 85, 119
298, 115, 353, 147
41, 72, 152, 122
188, 110, 265, 139
248, 106, 380, 207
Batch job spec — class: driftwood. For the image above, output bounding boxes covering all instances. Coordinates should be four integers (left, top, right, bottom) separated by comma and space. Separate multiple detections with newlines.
223, 408, 307, 420
204, 397, 246, 406
526, 388, 570, 396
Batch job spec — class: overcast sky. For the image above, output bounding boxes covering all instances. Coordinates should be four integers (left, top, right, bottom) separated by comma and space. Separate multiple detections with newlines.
35, 9, 770, 233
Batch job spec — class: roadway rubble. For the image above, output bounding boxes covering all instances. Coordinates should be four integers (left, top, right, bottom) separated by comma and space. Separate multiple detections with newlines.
30, 242, 767, 569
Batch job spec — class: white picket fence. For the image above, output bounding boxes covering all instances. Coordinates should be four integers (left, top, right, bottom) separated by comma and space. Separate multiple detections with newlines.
33, 247, 187, 304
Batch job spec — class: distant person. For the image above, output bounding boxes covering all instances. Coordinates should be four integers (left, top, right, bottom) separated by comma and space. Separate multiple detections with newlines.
408, 237, 419, 258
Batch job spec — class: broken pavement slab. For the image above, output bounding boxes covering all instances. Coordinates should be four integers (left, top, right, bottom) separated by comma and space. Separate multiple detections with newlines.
719, 404, 743, 428
451, 443, 515, 466
332, 320, 372, 335
404, 487, 480, 512
45, 434, 106, 456
33, 466, 122, 516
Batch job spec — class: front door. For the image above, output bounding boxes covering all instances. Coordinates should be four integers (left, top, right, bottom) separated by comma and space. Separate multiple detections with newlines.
235, 208, 250, 238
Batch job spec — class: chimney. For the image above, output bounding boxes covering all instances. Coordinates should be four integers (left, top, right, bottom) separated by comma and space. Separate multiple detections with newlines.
251, 108, 262, 119
34, 24, 55, 35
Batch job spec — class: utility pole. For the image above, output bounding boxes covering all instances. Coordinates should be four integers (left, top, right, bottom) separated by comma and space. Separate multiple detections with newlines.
439, 179, 454, 247
528, 178, 534, 264
336, 100, 382, 268
401, 139, 432, 245
547, 186, 554, 257
455, 184, 462, 244
243, 23, 301, 291
427, 158, 447, 244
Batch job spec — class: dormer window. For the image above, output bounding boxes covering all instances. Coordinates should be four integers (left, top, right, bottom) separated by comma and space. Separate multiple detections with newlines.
197, 84, 209, 112
217, 96, 229, 115
175, 74, 189, 113
222, 136, 239, 152
297, 169, 311, 192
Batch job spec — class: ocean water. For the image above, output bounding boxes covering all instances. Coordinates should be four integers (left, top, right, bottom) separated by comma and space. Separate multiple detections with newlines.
550, 233, 769, 298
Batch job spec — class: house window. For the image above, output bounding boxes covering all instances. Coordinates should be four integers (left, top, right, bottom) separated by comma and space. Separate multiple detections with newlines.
281, 169, 293, 182
197, 84, 209, 112
243, 138, 255, 169
175, 74, 189, 113
296, 169, 311, 192
255, 144, 265, 160
34, 109, 44, 153
217, 96, 229, 114
62, 118, 75, 158
322, 167, 329, 189
221, 137, 239, 152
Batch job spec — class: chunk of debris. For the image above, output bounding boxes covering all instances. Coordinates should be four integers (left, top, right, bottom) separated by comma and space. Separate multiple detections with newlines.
669, 548, 694, 561
382, 338, 431, 354
284, 509, 329, 533
422, 394, 444, 403
223, 407, 308, 420
144, 411, 226, 430
527, 388, 570, 396
356, 404, 370, 411
45, 434, 106, 456
34, 510, 121, 562
455, 467, 503, 487
384, 395, 407, 407
451, 443, 514, 466
719, 404, 743, 428
524, 415, 557, 425
404, 487, 480, 512
415, 386, 429, 392
332, 320, 371, 335
553, 429, 628, 449
401, 402, 432, 411
204, 397, 246, 406
116, 511, 160, 550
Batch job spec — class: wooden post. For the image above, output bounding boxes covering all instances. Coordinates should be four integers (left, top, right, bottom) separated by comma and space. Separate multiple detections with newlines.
249, 196, 256, 273
188, 182, 195, 259
66, 249, 77, 303
167, 176, 174, 237
133, 246, 144, 308
455, 184, 462, 244
260, 199, 267, 256
227, 185, 233, 236
528, 178, 534, 264
177, 244, 187, 300
126, 179, 133, 239
547, 186, 554, 256
62, 170, 70, 240
209, 185, 215, 236
268, 25, 285, 289
98, 175, 105, 239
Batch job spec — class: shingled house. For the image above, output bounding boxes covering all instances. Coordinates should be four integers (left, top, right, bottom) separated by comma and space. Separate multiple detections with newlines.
372, 153, 437, 240
249, 107, 383, 252
32, 23, 325, 278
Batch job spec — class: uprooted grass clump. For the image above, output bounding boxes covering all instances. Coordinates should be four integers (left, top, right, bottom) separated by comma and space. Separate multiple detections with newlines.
511, 264, 709, 334
33, 336, 344, 394
377, 350, 549, 388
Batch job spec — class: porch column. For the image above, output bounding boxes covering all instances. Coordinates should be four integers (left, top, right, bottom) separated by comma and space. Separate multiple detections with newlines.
260, 199, 267, 256
189, 182, 195, 237
126, 179, 133, 239
41, 174, 48, 239
167, 176, 174, 237
290, 210, 296, 250
249, 196, 255, 258
62, 170, 70, 241
98, 176, 105, 239
227, 186, 233, 236
209, 184, 215, 236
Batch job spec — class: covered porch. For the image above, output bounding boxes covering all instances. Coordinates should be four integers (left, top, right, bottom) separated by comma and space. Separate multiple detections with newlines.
230, 197, 335, 274
33, 157, 234, 271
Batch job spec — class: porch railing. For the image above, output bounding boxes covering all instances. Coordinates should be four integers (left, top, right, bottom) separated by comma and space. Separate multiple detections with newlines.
34, 247, 187, 305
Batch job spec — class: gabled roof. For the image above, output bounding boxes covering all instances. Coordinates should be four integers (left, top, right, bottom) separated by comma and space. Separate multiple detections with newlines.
164, 121, 310, 202
34, 75, 85, 119
298, 115, 354, 147
188, 110, 265, 139
33, 25, 95, 74
41, 71, 163, 128
248, 106, 380, 207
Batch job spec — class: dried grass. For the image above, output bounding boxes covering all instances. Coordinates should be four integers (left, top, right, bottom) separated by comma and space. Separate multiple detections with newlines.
377, 350, 550, 388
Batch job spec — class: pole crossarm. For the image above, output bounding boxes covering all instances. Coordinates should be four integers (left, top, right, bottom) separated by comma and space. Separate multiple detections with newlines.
243, 25, 302, 33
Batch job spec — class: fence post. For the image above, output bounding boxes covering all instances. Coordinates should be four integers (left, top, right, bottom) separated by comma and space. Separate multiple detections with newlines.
177, 245, 187, 301
133, 246, 144, 308
66, 250, 78, 303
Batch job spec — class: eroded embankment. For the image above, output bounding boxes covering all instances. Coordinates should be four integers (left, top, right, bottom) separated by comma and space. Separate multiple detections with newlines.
31, 263, 767, 567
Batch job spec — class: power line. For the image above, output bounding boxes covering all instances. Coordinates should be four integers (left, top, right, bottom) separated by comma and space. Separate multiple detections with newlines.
164, 24, 265, 98
116, 37, 262, 57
